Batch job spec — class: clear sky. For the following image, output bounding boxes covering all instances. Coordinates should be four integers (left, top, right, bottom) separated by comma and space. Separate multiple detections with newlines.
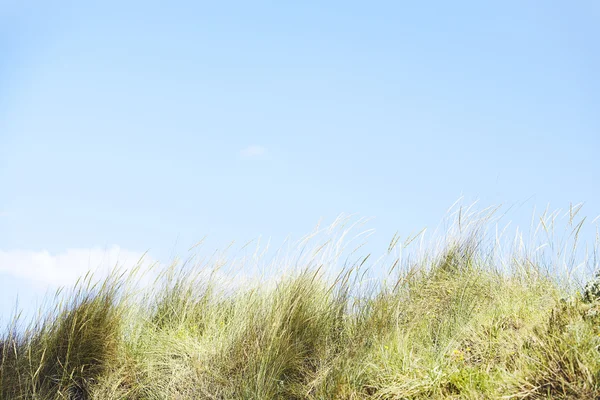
1, 1, 599, 324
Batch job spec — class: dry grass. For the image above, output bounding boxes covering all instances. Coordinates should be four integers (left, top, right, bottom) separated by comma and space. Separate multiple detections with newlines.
2, 203, 600, 399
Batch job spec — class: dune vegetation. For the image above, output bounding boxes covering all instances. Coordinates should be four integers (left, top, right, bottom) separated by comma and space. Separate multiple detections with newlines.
2, 204, 600, 399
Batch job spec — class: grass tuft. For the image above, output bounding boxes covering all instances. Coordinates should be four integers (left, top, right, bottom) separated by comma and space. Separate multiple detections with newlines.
2, 205, 600, 399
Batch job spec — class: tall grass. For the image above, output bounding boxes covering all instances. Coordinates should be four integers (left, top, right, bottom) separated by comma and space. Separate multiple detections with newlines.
2, 204, 600, 399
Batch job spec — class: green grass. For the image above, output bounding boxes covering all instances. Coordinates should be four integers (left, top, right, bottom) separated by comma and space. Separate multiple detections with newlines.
2, 205, 600, 399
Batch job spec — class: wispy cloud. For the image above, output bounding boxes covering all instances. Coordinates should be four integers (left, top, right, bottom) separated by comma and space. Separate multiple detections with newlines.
240, 145, 267, 159
0, 246, 155, 288
0, 211, 10, 218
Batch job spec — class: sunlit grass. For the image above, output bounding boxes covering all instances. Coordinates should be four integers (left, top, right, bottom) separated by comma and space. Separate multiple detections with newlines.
2, 203, 600, 399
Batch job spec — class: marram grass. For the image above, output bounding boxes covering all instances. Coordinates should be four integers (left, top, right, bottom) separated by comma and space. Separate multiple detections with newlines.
2, 205, 600, 399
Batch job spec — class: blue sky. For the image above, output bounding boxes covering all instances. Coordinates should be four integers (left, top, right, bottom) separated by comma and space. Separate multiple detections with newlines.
1, 1, 599, 324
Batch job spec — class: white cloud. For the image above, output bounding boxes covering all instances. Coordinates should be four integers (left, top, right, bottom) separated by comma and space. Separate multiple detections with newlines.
0, 246, 156, 288
240, 145, 267, 159
0, 211, 10, 218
